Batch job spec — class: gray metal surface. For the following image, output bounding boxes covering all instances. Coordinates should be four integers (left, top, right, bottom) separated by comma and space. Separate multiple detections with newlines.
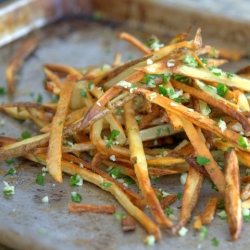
0, 19, 250, 250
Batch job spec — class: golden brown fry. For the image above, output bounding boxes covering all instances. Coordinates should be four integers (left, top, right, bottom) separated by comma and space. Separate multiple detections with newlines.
202, 198, 219, 225
179, 118, 225, 196
224, 149, 242, 240
46, 75, 76, 183
44, 63, 82, 77
173, 166, 204, 234
124, 100, 173, 229
147, 157, 185, 166
160, 194, 177, 209
68, 203, 116, 214
118, 32, 151, 55
0, 133, 49, 160
6, 37, 38, 92
193, 212, 203, 230
43, 67, 63, 89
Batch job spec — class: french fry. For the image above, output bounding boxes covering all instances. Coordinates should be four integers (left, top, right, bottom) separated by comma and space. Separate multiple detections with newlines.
68, 203, 116, 214
118, 32, 151, 55
193, 212, 203, 230
224, 149, 242, 240
6, 37, 38, 92
202, 198, 219, 225
124, 100, 173, 229
46, 75, 76, 183
160, 194, 177, 209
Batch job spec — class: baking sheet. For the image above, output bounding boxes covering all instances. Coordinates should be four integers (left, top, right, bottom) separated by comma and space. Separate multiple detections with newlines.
0, 17, 250, 250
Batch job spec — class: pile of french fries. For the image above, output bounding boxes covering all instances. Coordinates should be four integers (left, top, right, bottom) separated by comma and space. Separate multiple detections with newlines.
1, 28, 250, 243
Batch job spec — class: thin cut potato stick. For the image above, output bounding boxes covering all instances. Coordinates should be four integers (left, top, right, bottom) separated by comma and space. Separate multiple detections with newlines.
193, 212, 203, 230
202, 198, 219, 225
6, 37, 38, 92
44, 63, 82, 77
173, 165, 204, 234
147, 157, 185, 166
160, 194, 177, 209
68, 203, 116, 214
179, 117, 225, 197
124, 100, 173, 229
224, 149, 242, 240
0, 133, 49, 160
118, 32, 151, 55
46, 75, 76, 183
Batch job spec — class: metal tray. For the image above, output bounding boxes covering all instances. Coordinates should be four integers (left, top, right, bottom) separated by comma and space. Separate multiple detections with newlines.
0, 1, 250, 249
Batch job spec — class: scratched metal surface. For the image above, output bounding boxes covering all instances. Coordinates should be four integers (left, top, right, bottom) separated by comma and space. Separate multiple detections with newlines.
0, 18, 250, 250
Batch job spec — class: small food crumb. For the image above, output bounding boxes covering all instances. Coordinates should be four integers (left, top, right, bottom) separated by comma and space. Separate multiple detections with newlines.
110, 155, 116, 161
42, 196, 49, 203
144, 235, 156, 246
178, 226, 188, 236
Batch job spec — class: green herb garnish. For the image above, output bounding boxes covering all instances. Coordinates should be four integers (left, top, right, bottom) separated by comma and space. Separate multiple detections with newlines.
164, 207, 174, 216
20, 131, 31, 140
80, 89, 87, 98
177, 192, 182, 200
4, 168, 16, 177
196, 156, 211, 166
238, 135, 249, 149
100, 182, 112, 188
226, 72, 234, 78
0, 87, 7, 95
5, 158, 14, 165
36, 174, 45, 186
183, 54, 198, 67
114, 212, 125, 220
199, 226, 208, 239
106, 130, 120, 148
71, 192, 82, 202
69, 174, 82, 186
216, 83, 228, 97
211, 237, 219, 246
115, 108, 123, 115
36, 93, 43, 104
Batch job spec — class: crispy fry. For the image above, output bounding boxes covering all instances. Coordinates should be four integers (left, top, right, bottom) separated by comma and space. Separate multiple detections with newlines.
160, 194, 177, 209
193, 212, 203, 230
6, 37, 38, 92
124, 100, 173, 229
202, 198, 219, 225
224, 149, 242, 240
68, 203, 116, 214
46, 75, 76, 183
118, 32, 151, 55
